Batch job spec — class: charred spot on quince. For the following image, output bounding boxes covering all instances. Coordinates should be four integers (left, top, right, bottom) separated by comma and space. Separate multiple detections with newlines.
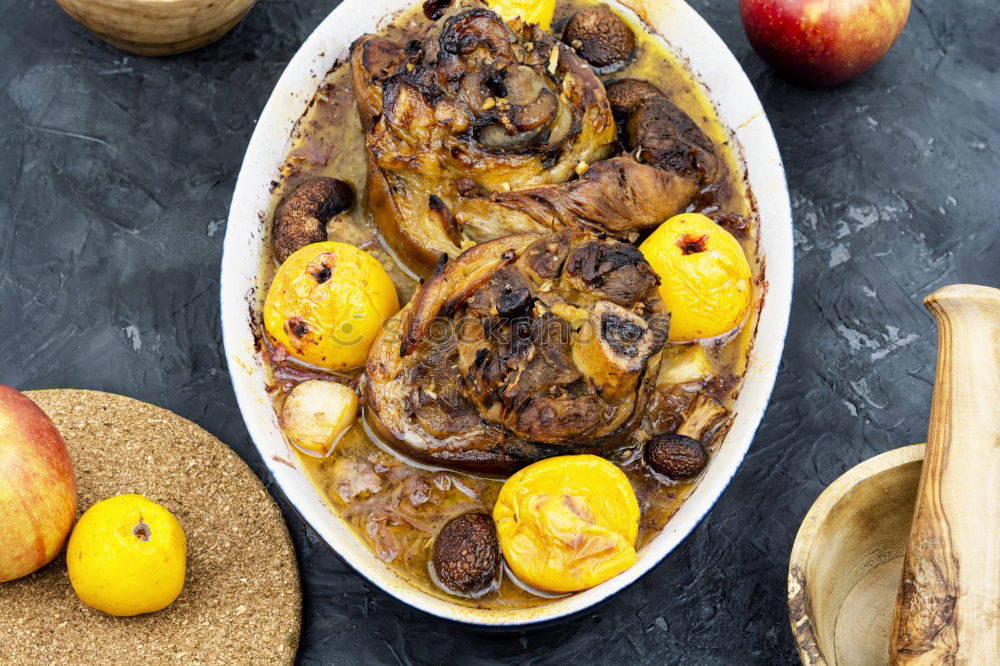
422, 0, 452, 21
310, 264, 333, 284
431, 513, 500, 596
676, 233, 709, 255
286, 317, 310, 339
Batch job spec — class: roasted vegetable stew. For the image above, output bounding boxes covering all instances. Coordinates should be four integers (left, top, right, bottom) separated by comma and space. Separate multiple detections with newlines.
254, 0, 761, 609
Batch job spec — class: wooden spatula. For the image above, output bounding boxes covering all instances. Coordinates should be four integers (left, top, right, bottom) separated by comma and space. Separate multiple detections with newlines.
889, 284, 1000, 664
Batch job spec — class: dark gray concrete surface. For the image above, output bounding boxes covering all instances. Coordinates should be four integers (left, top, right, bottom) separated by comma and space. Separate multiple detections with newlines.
2, 0, 997, 663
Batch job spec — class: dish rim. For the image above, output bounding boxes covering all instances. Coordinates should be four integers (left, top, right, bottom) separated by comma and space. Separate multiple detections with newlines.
221, 0, 793, 626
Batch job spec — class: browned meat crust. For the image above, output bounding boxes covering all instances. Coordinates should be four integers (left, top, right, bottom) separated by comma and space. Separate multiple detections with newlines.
485, 156, 698, 234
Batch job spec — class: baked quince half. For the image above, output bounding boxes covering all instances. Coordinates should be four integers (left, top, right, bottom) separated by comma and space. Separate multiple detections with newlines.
350, 0, 720, 276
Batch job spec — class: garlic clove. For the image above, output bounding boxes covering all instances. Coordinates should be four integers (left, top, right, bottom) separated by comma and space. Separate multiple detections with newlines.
280, 380, 358, 456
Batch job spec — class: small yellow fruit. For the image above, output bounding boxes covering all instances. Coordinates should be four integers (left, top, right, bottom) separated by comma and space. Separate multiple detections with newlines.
493, 455, 639, 593
639, 213, 752, 342
488, 0, 555, 30
280, 379, 358, 456
263, 242, 399, 371
67, 495, 186, 617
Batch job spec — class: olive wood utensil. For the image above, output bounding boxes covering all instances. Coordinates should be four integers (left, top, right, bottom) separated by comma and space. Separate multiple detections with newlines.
888, 284, 1000, 664
788, 284, 999, 665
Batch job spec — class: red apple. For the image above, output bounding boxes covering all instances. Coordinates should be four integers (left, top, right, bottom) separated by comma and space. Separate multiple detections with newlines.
0, 386, 77, 582
740, 0, 911, 86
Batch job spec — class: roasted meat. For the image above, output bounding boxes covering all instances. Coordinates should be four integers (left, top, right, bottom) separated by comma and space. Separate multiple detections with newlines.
365, 230, 669, 474
350, 0, 717, 276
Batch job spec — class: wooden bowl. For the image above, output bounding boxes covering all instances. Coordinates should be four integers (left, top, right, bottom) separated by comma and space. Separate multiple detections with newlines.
788, 444, 924, 665
55, 0, 257, 56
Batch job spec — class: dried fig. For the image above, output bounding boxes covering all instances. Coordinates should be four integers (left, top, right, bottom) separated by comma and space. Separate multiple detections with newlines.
431, 513, 500, 597
563, 4, 635, 71
645, 433, 708, 480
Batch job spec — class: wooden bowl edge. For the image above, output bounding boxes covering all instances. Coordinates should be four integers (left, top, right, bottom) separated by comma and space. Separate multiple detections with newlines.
786, 444, 926, 665
54, 1, 256, 56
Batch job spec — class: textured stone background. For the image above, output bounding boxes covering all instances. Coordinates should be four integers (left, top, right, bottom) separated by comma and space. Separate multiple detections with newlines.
1, 0, 997, 663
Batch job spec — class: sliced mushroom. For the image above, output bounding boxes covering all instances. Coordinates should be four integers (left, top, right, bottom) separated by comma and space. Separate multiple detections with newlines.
431, 513, 500, 597
502, 64, 545, 104
605, 79, 720, 186
272, 178, 356, 263
476, 62, 571, 152
563, 4, 636, 71
495, 65, 561, 133
508, 89, 559, 133
422, 0, 452, 21
572, 300, 665, 401
477, 122, 551, 153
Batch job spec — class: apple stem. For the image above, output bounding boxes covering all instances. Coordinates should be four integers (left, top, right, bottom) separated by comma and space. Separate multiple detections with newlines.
132, 516, 151, 542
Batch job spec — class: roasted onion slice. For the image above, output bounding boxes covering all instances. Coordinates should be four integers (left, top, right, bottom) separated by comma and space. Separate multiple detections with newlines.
364, 230, 669, 475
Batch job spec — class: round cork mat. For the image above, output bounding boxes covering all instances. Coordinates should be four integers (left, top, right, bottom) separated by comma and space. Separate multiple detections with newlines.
0, 390, 301, 665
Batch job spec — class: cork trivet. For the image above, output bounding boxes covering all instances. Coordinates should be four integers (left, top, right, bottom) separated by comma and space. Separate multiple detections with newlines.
0, 390, 301, 665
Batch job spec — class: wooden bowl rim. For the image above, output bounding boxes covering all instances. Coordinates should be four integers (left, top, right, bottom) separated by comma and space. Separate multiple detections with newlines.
58, 0, 255, 7
787, 444, 925, 665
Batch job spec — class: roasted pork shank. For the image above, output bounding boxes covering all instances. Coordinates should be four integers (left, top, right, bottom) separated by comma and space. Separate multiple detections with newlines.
350, 0, 720, 276
365, 230, 670, 474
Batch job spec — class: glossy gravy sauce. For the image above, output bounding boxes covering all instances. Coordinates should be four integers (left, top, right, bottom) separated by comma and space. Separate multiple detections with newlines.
257, 0, 759, 610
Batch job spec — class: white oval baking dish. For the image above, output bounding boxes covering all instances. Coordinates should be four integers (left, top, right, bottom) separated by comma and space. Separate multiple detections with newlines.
222, 0, 792, 626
